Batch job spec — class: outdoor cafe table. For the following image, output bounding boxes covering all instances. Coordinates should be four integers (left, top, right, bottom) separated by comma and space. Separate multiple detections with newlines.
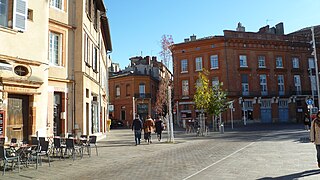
15, 144, 39, 168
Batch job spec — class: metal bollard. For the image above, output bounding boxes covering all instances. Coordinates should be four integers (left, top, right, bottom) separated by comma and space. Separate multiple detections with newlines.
220, 123, 224, 134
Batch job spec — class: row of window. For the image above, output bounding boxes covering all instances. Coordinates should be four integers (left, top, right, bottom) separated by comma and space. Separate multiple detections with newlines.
84, 32, 99, 72
115, 83, 146, 97
181, 74, 315, 96
180, 55, 315, 73
0, 0, 63, 32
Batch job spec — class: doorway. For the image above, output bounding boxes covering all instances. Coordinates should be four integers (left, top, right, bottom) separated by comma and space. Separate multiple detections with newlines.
7, 94, 29, 142
53, 92, 62, 136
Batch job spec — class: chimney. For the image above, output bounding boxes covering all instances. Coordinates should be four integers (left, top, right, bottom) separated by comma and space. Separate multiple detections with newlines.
152, 56, 157, 62
145, 56, 151, 65
258, 25, 270, 33
236, 22, 245, 32
184, 38, 190, 42
190, 34, 196, 41
275, 22, 284, 35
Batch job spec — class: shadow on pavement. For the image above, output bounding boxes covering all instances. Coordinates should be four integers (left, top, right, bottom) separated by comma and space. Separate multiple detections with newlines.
257, 169, 320, 180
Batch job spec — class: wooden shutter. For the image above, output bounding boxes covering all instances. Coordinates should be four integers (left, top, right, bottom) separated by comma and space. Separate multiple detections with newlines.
13, 0, 27, 31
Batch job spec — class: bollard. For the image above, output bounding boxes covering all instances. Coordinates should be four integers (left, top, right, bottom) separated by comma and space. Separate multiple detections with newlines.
220, 123, 224, 134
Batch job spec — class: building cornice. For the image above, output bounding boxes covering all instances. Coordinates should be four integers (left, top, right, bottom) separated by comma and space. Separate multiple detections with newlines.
49, 19, 76, 29
0, 54, 45, 66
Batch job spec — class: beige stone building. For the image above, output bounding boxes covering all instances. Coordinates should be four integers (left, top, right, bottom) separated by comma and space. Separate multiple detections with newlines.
0, 0, 112, 142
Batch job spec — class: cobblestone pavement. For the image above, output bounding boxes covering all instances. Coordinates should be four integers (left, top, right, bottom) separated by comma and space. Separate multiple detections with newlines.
2, 123, 320, 180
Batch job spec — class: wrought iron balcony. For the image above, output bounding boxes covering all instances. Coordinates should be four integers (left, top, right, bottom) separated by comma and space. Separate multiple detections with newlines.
134, 93, 151, 98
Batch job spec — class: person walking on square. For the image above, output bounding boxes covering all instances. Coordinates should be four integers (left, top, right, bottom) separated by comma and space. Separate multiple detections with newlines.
106, 118, 112, 132
145, 115, 155, 144
155, 117, 164, 141
132, 115, 143, 146
304, 112, 311, 131
310, 111, 320, 168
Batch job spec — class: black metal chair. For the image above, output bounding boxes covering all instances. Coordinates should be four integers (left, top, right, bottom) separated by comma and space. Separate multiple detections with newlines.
29, 137, 41, 169
88, 135, 98, 156
0, 146, 20, 175
65, 138, 82, 161
38, 141, 50, 167
53, 137, 65, 159
0, 138, 5, 146
79, 135, 90, 156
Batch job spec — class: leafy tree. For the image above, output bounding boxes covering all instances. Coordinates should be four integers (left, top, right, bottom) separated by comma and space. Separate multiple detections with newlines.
194, 69, 228, 131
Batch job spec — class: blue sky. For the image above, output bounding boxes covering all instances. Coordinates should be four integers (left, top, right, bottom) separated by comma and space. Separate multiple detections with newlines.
104, 0, 320, 69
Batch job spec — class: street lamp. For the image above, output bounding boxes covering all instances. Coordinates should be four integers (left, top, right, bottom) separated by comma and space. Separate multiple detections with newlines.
311, 26, 320, 108
238, 97, 246, 125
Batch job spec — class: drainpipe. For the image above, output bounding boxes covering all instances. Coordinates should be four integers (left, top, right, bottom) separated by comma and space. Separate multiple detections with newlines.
71, 0, 76, 135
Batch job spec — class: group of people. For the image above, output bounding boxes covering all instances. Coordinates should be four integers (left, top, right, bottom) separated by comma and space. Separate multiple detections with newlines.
131, 115, 165, 146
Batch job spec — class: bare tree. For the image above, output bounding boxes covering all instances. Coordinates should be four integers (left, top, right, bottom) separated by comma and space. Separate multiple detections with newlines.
155, 34, 174, 116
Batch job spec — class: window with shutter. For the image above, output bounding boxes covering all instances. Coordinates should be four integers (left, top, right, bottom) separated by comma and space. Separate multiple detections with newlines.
13, 0, 27, 31
0, 0, 8, 27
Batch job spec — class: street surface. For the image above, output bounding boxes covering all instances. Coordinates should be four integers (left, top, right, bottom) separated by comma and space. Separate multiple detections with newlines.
2, 123, 320, 180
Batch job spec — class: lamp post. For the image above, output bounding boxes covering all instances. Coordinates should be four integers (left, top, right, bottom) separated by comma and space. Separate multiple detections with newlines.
311, 26, 320, 108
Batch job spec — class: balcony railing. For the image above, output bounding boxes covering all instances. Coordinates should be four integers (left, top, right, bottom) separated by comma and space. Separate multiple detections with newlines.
134, 93, 151, 98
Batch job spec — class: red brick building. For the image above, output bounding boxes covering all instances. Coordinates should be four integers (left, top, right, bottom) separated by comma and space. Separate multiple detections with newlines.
109, 56, 171, 126
171, 23, 320, 127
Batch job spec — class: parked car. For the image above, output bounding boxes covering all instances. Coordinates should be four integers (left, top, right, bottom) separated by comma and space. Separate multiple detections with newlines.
110, 119, 124, 129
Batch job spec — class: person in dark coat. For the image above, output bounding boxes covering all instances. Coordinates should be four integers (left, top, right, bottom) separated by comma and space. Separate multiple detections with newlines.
132, 115, 143, 145
155, 117, 164, 141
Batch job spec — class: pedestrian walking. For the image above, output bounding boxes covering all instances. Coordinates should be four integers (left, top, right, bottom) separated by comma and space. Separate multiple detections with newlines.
106, 118, 111, 132
304, 112, 310, 131
144, 115, 154, 144
310, 111, 320, 168
155, 117, 164, 141
132, 115, 143, 146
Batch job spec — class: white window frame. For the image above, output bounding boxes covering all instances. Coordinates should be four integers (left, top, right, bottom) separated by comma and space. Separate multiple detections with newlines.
196, 79, 201, 87
182, 80, 189, 96
260, 74, 268, 95
181, 59, 188, 73
292, 57, 299, 69
309, 58, 315, 69
276, 56, 283, 68
258, 56, 266, 68
13, 0, 28, 31
311, 75, 317, 95
195, 57, 202, 71
242, 83, 249, 95
210, 55, 219, 69
116, 86, 120, 97
278, 100, 288, 108
92, 45, 98, 72
212, 77, 219, 87
278, 75, 285, 95
261, 100, 271, 108
49, 31, 62, 66
139, 83, 145, 94
50, 0, 63, 10
239, 55, 247, 67
294, 75, 301, 94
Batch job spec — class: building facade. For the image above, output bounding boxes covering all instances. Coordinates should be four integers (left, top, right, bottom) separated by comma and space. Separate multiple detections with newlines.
109, 56, 171, 126
0, 0, 112, 142
172, 23, 320, 127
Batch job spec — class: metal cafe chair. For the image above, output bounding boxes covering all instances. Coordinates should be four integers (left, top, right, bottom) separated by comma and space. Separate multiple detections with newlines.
0, 137, 5, 146
65, 138, 83, 161
29, 137, 41, 169
88, 135, 98, 156
38, 141, 50, 167
0, 146, 20, 175
53, 137, 65, 159
79, 135, 90, 156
